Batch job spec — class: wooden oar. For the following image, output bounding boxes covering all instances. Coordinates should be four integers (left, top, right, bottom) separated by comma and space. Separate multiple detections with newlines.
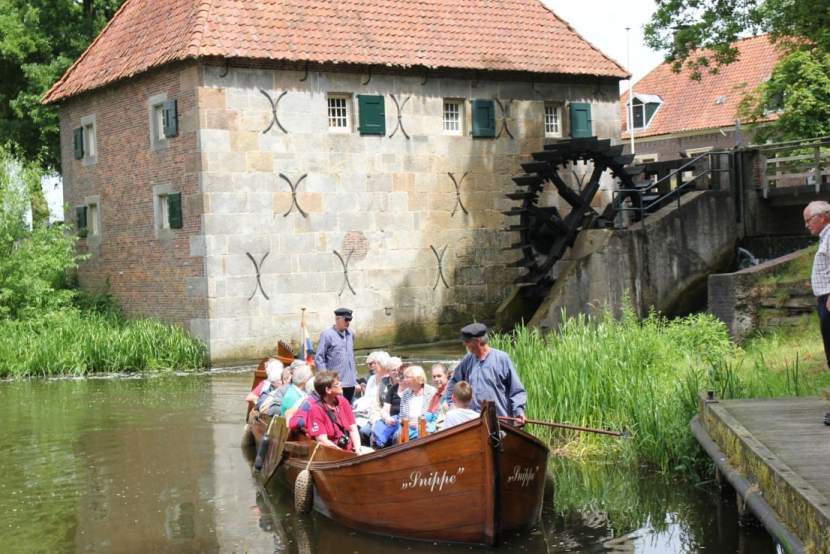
499, 416, 625, 438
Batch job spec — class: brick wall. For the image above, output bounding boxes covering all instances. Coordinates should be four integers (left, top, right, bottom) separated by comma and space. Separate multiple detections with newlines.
59, 63, 209, 341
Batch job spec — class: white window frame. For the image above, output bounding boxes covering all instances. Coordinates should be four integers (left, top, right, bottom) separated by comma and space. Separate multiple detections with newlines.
443, 99, 464, 135
147, 93, 169, 150
327, 94, 352, 133
544, 102, 563, 137
634, 154, 659, 165
629, 101, 646, 130
80, 114, 97, 165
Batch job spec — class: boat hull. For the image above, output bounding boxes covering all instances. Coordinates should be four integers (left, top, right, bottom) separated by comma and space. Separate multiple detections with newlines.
248, 403, 549, 545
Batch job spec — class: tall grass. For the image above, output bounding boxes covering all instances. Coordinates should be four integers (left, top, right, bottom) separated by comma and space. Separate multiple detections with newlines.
491, 308, 830, 471
0, 310, 207, 378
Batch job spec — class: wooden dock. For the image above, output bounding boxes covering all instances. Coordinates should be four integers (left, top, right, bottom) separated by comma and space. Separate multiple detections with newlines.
692, 394, 830, 553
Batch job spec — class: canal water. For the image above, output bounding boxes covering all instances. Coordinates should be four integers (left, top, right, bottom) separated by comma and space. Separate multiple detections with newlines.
0, 344, 779, 553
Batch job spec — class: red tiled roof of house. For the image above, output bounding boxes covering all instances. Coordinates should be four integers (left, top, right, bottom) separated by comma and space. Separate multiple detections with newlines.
620, 34, 783, 139
43, 0, 628, 104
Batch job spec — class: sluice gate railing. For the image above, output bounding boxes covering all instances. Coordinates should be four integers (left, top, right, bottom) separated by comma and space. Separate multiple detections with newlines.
755, 136, 830, 198
611, 151, 735, 225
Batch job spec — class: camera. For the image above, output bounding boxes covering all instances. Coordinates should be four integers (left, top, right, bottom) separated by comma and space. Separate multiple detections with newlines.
336, 435, 350, 449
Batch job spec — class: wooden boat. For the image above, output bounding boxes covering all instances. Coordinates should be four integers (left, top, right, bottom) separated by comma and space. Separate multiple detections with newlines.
245, 373, 550, 545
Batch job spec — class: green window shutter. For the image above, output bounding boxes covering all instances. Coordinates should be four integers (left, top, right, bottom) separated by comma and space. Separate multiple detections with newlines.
569, 103, 593, 138
163, 100, 178, 138
76, 206, 87, 230
357, 95, 385, 135
73, 127, 84, 159
471, 99, 496, 138
167, 193, 183, 229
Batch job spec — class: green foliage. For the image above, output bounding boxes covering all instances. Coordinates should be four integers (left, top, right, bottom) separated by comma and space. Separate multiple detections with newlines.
0, 147, 80, 319
0, 0, 125, 168
739, 50, 830, 142
491, 309, 830, 472
0, 309, 207, 378
645, 0, 830, 141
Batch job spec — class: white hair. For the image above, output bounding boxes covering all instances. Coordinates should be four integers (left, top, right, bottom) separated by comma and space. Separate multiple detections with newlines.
292, 364, 313, 386
383, 356, 402, 371
806, 201, 830, 218
404, 365, 426, 385
265, 359, 284, 382
366, 351, 390, 366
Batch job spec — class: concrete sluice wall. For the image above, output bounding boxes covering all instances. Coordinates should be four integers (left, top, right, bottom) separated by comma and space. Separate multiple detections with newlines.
525, 189, 737, 329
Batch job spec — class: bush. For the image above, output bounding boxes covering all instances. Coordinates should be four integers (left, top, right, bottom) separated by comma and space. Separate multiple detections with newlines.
490, 309, 830, 471
0, 310, 207, 378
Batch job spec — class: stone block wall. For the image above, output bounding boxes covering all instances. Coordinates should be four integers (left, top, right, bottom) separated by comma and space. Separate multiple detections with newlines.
195, 64, 621, 360
59, 64, 209, 333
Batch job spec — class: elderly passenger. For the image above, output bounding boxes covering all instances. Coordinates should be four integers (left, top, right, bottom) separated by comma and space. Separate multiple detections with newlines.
245, 358, 284, 404
280, 364, 314, 417
398, 365, 437, 430
380, 359, 406, 425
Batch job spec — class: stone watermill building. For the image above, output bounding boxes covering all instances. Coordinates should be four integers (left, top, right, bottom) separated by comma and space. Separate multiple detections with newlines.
44, 0, 627, 362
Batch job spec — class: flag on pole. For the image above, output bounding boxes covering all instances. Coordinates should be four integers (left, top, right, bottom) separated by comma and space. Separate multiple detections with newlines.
300, 308, 314, 365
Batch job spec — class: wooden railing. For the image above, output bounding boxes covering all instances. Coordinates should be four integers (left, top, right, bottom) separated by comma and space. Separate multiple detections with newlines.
755, 136, 830, 198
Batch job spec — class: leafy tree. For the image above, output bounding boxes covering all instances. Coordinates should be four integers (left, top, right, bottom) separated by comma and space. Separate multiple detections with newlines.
645, 0, 830, 141
0, 145, 81, 319
0, 0, 124, 170
739, 50, 830, 142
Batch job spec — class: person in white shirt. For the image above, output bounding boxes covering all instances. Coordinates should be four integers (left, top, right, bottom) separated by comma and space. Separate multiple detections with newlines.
442, 380, 480, 429
805, 200, 830, 369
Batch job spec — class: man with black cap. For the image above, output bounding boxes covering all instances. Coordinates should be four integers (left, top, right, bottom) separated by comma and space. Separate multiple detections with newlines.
315, 308, 358, 402
444, 322, 527, 425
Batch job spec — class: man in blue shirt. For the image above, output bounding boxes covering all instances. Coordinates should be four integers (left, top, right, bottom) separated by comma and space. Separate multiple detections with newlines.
444, 323, 527, 426
315, 308, 358, 402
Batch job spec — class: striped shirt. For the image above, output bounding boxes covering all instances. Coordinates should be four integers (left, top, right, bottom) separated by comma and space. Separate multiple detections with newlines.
399, 384, 437, 421
812, 224, 830, 296
314, 326, 357, 387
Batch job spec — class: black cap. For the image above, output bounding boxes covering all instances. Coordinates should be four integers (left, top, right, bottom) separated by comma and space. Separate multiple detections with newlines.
460, 322, 487, 340
334, 308, 353, 320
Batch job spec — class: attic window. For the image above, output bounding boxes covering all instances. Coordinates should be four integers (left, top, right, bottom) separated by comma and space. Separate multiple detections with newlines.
714, 95, 727, 105
628, 94, 662, 131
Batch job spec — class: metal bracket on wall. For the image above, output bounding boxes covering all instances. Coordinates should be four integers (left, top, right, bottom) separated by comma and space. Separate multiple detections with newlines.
448, 172, 469, 217
430, 245, 450, 290
219, 59, 230, 78
421, 71, 429, 86
279, 173, 308, 217
333, 249, 356, 296
531, 81, 542, 95
299, 61, 309, 82
362, 67, 372, 85
246, 252, 270, 300
495, 98, 514, 139
260, 89, 288, 134
388, 95, 411, 139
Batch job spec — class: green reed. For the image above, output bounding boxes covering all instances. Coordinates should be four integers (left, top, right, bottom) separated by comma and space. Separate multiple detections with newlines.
0, 310, 207, 378
491, 308, 830, 472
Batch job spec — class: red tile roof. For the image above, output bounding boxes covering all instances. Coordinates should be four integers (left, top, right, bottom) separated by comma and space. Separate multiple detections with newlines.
620, 34, 783, 139
44, 0, 628, 104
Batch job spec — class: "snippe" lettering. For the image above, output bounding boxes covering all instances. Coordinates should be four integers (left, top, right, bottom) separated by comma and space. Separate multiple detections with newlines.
506, 465, 538, 487
400, 467, 465, 492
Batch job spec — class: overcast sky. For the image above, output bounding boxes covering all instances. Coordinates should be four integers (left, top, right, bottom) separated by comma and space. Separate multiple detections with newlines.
544, 0, 666, 91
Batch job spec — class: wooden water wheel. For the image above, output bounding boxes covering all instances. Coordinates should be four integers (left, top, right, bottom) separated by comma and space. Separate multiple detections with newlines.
504, 137, 640, 292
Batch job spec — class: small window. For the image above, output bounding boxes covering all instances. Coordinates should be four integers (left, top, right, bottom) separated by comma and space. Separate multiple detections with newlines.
685, 146, 712, 157
544, 103, 562, 137
147, 93, 176, 149
443, 99, 464, 135
327, 94, 352, 133
159, 193, 182, 230
77, 114, 97, 164
634, 154, 659, 165
75, 206, 88, 236
153, 104, 166, 142
87, 203, 99, 236
627, 95, 662, 131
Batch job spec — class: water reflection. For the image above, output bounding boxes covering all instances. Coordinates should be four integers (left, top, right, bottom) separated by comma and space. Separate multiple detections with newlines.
0, 362, 779, 553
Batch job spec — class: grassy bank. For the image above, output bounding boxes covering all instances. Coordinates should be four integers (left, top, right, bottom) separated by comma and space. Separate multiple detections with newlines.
0, 309, 207, 378
491, 309, 830, 471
